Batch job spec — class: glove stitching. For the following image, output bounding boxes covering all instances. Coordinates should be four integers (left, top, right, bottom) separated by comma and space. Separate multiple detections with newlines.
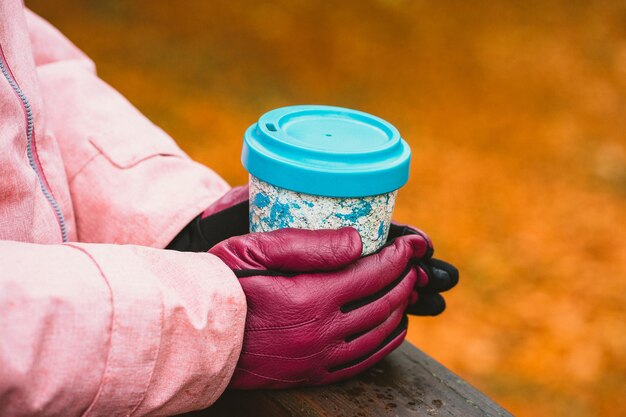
240, 349, 324, 361
234, 367, 308, 384
246, 317, 317, 332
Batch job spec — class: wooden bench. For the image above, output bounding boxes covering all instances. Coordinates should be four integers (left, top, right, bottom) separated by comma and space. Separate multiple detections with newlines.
178, 342, 513, 417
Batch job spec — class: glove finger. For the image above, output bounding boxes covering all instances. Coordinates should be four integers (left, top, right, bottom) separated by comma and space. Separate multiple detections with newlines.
328, 312, 408, 375
418, 258, 459, 293
321, 323, 406, 386
415, 265, 429, 287
336, 234, 429, 308
212, 227, 363, 273
406, 293, 446, 316
339, 267, 416, 340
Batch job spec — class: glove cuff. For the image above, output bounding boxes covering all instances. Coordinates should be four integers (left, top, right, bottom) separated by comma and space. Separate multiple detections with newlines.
167, 200, 250, 252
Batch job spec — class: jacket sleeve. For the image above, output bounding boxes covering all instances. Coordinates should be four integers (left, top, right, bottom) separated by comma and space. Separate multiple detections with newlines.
25, 10, 231, 247
0, 240, 246, 417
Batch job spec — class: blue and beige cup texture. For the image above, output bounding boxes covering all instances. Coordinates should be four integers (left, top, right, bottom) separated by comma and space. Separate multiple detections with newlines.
242, 105, 411, 255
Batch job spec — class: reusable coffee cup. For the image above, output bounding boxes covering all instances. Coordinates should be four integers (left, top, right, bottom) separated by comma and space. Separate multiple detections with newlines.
242, 105, 411, 255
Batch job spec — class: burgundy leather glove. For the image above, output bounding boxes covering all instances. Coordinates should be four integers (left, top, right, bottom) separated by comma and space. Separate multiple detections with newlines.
208, 227, 431, 389
167, 186, 459, 315
387, 223, 459, 316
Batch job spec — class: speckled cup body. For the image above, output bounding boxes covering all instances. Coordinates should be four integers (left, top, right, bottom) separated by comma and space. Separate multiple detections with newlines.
249, 175, 397, 255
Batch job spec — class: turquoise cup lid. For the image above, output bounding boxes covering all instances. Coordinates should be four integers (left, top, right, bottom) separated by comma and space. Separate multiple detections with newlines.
241, 105, 411, 197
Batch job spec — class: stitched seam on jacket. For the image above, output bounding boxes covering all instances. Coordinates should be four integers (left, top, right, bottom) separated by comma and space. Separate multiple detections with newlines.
88, 136, 185, 169
68, 151, 211, 248
62, 244, 115, 417
69, 141, 186, 185
67, 150, 101, 185
66, 244, 164, 417
128, 281, 164, 417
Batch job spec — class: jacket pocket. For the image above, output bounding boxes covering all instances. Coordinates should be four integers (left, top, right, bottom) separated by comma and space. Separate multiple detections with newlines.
89, 126, 186, 169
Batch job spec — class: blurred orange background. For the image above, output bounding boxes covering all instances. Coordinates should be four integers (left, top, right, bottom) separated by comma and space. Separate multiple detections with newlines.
27, 1, 626, 416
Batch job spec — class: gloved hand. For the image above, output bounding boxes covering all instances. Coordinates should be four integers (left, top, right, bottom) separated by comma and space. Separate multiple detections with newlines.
208, 226, 431, 389
167, 187, 459, 316
387, 222, 459, 316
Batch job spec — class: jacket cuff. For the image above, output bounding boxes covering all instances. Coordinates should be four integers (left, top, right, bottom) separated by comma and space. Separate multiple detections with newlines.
66, 243, 164, 416
67, 243, 246, 416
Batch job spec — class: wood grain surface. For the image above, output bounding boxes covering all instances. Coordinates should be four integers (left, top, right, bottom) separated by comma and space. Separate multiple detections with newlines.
178, 342, 513, 417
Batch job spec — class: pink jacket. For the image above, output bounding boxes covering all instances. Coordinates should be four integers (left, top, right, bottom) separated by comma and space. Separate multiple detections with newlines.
0, 3, 246, 416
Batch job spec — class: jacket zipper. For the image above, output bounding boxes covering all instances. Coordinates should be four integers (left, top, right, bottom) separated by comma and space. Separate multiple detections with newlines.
0, 45, 68, 242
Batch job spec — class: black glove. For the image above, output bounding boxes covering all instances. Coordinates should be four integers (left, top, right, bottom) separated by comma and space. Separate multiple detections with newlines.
167, 185, 249, 252
386, 222, 459, 316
